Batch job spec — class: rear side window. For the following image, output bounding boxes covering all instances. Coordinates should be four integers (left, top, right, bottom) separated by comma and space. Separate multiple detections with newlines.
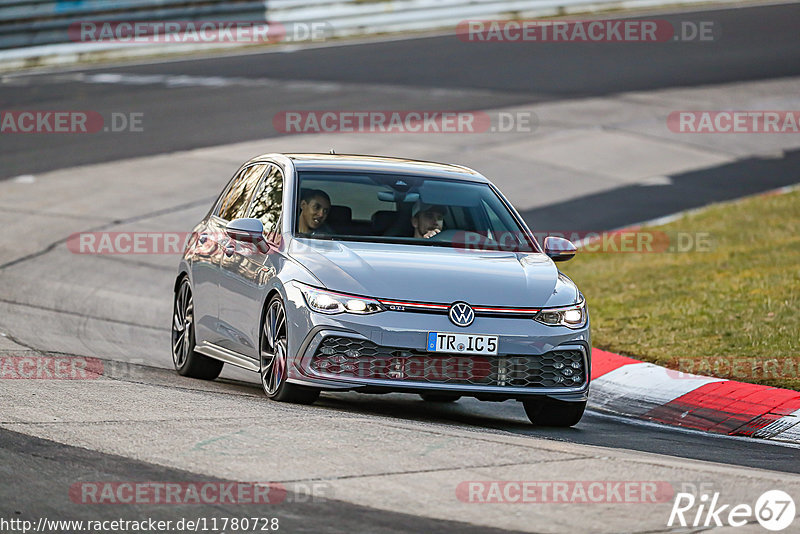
217, 164, 267, 221
248, 165, 284, 242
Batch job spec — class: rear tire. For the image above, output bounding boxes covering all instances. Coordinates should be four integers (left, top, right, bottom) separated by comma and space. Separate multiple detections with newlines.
523, 399, 586, 427
419, 393, 461, 403
172, 278, 223, 380
260, 295, 320, 404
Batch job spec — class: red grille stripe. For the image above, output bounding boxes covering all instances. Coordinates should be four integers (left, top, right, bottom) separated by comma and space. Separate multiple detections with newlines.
473, 306, 540, 313
378, 300, 449, 310
377, 299, 539, 314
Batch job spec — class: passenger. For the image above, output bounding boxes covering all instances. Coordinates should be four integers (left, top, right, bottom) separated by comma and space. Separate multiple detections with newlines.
297, 189, 333, 235
411, 201, 446, 239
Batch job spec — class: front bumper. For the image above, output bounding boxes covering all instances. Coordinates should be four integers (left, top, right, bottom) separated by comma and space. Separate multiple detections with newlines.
284, 284, 591, 401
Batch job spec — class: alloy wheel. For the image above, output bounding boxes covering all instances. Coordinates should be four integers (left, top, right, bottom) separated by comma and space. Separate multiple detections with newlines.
172, 280, 194, 369
261, 299, 287, 396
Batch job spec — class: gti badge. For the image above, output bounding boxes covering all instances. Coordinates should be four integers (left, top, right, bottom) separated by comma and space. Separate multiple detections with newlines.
449, 302, 475, 327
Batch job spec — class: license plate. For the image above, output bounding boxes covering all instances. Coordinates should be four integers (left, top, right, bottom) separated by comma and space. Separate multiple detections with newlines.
426, 332, 498, 355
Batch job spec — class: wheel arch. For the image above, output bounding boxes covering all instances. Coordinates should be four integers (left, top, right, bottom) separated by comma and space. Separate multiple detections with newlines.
174, 271, 189, 294
259, 286, 285, 340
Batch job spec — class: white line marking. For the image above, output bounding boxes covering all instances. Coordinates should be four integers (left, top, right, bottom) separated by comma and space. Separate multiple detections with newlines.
11, 175, 36, 184
638, 175, 673, 186
7, 71, 491, 99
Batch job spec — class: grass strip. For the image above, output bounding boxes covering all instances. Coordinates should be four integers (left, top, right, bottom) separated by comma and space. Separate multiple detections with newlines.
560, 189, 800, 390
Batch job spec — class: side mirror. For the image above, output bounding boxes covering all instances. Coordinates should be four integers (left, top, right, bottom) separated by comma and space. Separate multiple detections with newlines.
225, 218, 265, 243
544, 236, 576, 262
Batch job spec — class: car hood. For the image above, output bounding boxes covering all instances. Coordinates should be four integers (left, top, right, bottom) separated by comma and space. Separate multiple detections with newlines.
287, 238, 580, 307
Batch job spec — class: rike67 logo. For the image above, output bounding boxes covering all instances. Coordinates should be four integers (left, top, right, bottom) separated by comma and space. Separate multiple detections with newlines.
669, 490, 796, 531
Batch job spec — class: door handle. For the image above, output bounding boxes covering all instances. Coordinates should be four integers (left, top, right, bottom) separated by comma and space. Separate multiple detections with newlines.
224, 243, 235, 257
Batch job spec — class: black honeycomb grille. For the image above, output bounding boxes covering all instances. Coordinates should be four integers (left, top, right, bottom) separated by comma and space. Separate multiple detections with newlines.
310, 336, 585, 388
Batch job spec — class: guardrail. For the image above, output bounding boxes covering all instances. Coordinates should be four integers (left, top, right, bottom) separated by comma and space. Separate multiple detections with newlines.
0, 0, 267, 49
264, 0, 724, 37
0, 0, 742, 50
268, 0, 569, 35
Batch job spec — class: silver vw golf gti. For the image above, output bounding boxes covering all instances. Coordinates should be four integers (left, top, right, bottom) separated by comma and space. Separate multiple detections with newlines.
172, 153, 590, 426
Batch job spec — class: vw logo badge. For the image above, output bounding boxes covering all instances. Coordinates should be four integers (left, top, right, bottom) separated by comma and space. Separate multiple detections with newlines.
449, 302, 474, 327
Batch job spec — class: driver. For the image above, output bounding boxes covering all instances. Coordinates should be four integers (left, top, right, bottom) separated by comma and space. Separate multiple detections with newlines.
297, 189, 333, 235
411, 201, 445, 239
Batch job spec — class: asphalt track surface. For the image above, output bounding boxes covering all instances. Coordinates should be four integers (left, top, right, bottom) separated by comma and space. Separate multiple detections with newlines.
1, 393, 798, 530
524, 148, 800, 230
1, 3, 800, 179
0, 427, 518, 534
2, 2, 800, 531
318, 393, 800, 474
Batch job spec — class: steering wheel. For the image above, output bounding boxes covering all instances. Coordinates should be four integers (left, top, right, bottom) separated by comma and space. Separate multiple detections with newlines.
427, 230, 500, 251
427, 228, 460, 241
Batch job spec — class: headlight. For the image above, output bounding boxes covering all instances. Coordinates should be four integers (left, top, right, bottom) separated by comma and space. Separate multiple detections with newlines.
534, 300, 587, 329
296, 282, 384, 315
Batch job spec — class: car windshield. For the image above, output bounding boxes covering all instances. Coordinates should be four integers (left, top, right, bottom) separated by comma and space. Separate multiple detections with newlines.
294, 171, 536, 252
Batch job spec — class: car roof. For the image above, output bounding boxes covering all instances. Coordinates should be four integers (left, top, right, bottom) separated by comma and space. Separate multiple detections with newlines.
249, 153, 490, 183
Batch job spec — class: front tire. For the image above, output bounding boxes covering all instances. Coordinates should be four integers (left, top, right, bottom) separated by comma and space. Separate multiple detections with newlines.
523, 399, 586, 427
260, 296, 320, 404
172, 278, 223, 380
